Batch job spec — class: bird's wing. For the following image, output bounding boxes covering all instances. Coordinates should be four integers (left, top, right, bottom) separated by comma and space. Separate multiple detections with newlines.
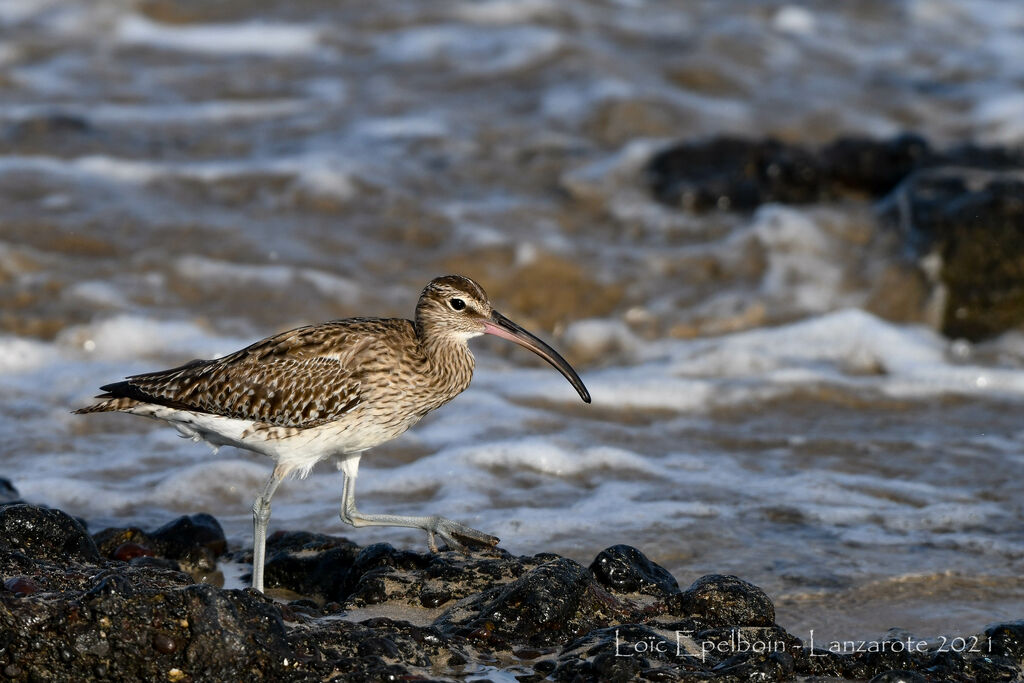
94, 321, 408, 428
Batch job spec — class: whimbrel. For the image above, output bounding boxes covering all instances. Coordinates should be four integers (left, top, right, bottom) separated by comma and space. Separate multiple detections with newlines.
76, 275, 591, 592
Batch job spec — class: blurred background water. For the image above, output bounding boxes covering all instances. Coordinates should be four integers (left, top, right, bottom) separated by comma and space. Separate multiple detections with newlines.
1, 0, 1022, 642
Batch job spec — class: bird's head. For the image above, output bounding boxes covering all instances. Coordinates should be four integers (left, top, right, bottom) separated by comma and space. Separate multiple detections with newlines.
416, 275, 591, 404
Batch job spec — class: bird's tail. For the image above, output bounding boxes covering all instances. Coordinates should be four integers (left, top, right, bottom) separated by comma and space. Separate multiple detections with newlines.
73, 396, 143, 414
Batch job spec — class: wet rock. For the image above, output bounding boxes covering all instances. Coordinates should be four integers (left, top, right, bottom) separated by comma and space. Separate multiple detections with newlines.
0, 504, 101, 564
341, 542, 434, 605
985, 620, 1024, 665
113, 542, 155, 562
3, 576, 40, 596
289, 617, 456, 681
647, 134, 1024, 340
712, 649, 796, 680
647, 136, 824, 211
554, 624, 709, 681
0, 500, 1019, 681
94, 514, 227, 575
696, 625, 802, 661
93, 526, 151, 558
819, 134, 932, 198
437, 557, 624, 648
925, 646, 1021, 682
3, 113, 93, 143
589, 544, 679, 598
888, 171, 1024, 341
266, 535, 560, 610
0, 477, 21, 505
83, 570, 138, 599
839, 647, 923, 680
868, 671, 929, 683
260, 530, 361, 600
646, 133, 1023, 214
671, 574, 775, 627
796, 647, 846, 678
150, 513, 227, 571
0, 577, 293, 681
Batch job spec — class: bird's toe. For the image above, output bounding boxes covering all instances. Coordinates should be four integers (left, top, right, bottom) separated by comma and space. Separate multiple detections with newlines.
430, 518, 499, 554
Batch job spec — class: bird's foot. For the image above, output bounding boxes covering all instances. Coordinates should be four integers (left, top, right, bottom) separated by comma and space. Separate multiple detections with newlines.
425, 516, 499, 554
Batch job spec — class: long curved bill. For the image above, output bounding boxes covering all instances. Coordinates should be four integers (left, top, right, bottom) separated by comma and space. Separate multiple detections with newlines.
482, 310, 592, 404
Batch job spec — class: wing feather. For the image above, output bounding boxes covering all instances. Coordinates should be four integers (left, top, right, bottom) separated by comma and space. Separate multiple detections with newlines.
89, 321, 415, 428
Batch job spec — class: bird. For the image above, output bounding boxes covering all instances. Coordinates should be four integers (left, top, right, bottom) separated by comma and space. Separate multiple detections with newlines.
76, 275, 591, 592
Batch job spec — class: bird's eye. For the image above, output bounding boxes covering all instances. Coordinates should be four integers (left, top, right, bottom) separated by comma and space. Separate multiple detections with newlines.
448, 298, 466, 311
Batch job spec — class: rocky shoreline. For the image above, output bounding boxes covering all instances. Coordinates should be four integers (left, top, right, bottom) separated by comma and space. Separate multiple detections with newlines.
1, 480, 1021, 682
643, 133, 1024, 344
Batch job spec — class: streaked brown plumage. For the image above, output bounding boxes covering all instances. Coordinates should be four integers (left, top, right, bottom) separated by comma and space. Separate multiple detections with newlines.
76, 275, 591, 592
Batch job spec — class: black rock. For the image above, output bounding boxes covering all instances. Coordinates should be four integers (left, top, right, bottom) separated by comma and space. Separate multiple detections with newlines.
842, 647, 923, 680
0, 580, 294, 681
985, 620, 1024, 664
0, 477, 21, 505
151, 513, 227, 557
796, 647, 846, 678
289, 617, 454, 680
555, 624, 709, 680
868, 671, 929, 683
261, 530, 360, 600
589, 545, 680, 598
3, 113, 93, 143
337, 544, 550, 609
93, 513, 227, 577
672, 574, 775, 627
646, 132, 1024, 215
0, 504, 102, 564
712, 649, 796, 680
83, 571, 138, 599
0, 497, 1019, 681
889, 171, 1024, 341
437, 557, 621, 648
341, 542, 433, 604
820, 134, 932, 198
647, 136, 824, 211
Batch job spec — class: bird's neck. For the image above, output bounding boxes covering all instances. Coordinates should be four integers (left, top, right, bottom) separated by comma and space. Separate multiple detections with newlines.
416, 324, 476, 398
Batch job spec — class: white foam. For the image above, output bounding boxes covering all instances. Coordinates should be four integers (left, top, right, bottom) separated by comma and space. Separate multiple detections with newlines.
542, 79, 636, 122
450, 0, 560, 25
299, 270, 362, 303
0, 100, 309, 126
752, 206, 854, 312
560, 138, 668, 203
17, 477, 139, 516
972, 92, 1024, 143
378, 24, 563, 75
562, 318, 640, 363
0, 336, 59, 374
0, 0, 60, 25
353, 116, 448, 140
176, 256, 294, 289
56, 315, 244, 361
773, 6, 816, 35
462, 439, 659, 477
65, 280, 131, 309
292, 162, 358, 203
476, 479, 721, 547
115, 15, 321, 56
151, 459, 271, 509
496, 310, 1024, 412
174, 256, 362, 306
0, 154, 364, 202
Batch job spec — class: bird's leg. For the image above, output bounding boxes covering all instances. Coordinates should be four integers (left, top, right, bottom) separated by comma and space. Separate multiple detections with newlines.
251, 465, 285, 593
338, 456, 499, 553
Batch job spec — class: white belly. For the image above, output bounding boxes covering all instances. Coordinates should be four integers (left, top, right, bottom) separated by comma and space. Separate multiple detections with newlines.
127, 404, 384, 478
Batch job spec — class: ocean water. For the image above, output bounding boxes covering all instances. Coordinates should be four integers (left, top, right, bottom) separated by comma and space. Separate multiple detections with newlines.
1, 0, 1022, 643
